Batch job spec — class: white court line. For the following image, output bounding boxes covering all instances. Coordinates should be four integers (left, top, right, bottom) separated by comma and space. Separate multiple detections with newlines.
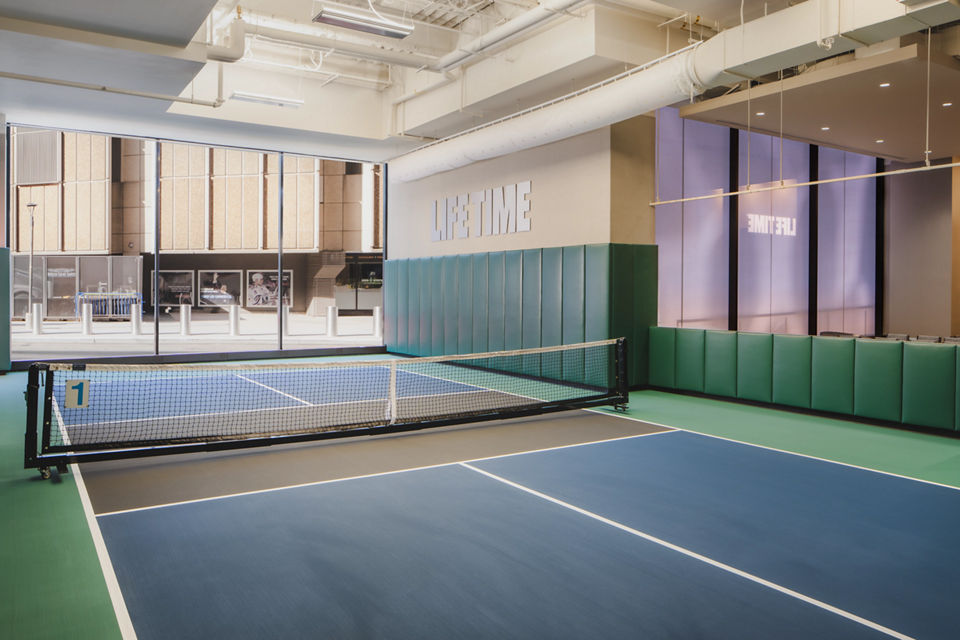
590, 409, 960, 493
95, 429, 674, 518
459, 462, 915, 640
51, 396, 137, 639
234, 374, 312, 406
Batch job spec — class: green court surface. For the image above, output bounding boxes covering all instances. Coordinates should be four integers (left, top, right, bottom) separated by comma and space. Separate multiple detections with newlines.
601, 389, 960, 489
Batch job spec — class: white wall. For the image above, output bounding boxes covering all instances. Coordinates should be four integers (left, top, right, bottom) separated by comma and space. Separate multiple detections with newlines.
386, 127, 612, 259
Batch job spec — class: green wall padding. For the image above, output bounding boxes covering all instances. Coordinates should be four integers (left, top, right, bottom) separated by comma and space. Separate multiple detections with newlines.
0, 249, 8, 371
487, 252, 505, 352
810, 337, 854, 415
472, 253, 488, 353
854, 339, 902, 423
772, 335, 812, 409
442, 256, 458, 355
561, 246, 585, 381
396, 259, 408, 354
737, 333, 773, 403
407, 259, 421, 355
541, 248, 562, 347
383, 259, 397, 348
628, 245, 658, 387
430, 257, 444, 355
901, 343, 956, 431
457, 255, 473, 354
648, 326, 676, 389
522, 249, 542, 374
675, 329, 705, 392
703, 331, 737, 397
418, 259, 431, 356
584, 245, 610, 342
504, 251, 523, 351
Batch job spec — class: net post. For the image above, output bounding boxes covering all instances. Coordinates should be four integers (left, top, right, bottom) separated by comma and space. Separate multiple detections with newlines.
615, 337, 629, 410
23, 363, 41, 470
40, 364, 55, 457
387, 361, 398, 424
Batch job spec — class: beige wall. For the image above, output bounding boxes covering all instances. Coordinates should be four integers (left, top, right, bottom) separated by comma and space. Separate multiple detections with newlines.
610, 116, 656, 245
387, 128, 614, 259
885, 163, 952, 336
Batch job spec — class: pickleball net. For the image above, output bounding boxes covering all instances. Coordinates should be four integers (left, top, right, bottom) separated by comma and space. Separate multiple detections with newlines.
25, 338, 628, 473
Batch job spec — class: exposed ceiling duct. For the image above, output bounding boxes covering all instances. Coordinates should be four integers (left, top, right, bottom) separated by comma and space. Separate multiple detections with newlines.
388, 0, 960, 182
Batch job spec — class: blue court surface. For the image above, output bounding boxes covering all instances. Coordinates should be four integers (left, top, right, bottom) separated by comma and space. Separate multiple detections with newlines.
91, 424, 960, 640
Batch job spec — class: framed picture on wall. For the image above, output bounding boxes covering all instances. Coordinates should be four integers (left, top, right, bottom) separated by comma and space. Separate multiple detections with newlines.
198, 270, 242, 307
151, 271, 194, 307
245, 270, 293, 308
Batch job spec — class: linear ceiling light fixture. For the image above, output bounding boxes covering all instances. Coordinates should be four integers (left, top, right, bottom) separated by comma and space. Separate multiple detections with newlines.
230, 90, 305, 108
312, 3, 413, 39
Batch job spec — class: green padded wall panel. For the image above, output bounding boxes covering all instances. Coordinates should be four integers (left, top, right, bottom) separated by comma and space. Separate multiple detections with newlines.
504, 251, 523, 351
383, 260, 397, 350
703, 331, 737, 397
472, 254, 488, 354
395, 259, 408, 354
810, 337, 854, 415
541, 248, 563, 347
418, 259, 432, 356
902, 343, 955, 431
0, 249, 8, 371
406, 259, 421, 355
627, 245, 658, 387
487, 252, 505, 352
442, 256, 458, 355
430, 258, 444, 356
648, 327, 676, 389
737, 333, 773, 403
562, 246, 585, 381
772, 335, 812, 409
675, 329, 705, 392
457, 255, 473, 354
584, 244, 610, 343
609, 244, 635, 383
854, 340, 902, 422
522, 249, 542, 375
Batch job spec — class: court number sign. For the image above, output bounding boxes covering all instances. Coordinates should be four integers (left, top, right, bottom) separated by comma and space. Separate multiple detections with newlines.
65, 379, 90, 409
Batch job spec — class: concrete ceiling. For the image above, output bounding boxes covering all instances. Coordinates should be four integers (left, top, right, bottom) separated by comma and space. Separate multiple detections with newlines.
0, 0, 217, 45
679, 43, 960, 162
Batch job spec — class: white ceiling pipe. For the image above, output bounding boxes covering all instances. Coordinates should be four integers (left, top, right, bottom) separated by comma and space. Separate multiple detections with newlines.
207, 19, 246, 62
389, 0, 960, 182
432, 0, 589, 71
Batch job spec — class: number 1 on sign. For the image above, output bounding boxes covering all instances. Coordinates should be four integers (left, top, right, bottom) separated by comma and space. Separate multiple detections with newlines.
65, 380, 89, 409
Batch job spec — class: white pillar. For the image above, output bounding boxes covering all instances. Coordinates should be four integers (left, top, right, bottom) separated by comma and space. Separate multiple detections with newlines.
180, 304, 191, 336
373, 306, 383, 339
326, 306, 338, 337
80, 303, 92, 335
229, 304, 240, 337
281, 305, 290, 337
130, 302, 142, 335
31, 302, 44, 335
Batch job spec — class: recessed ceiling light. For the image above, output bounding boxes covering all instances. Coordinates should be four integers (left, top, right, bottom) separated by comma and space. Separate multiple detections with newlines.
755, 111, 765, 116
879, 82, 891, 88
821, 126, 830, 131
875, 139, 884, 144
944, 102, 954, 107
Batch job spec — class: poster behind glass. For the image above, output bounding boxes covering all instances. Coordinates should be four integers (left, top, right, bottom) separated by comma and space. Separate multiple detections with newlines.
198, 270, 242, 307
152, 271, 194, 307
246, 270, 292, 307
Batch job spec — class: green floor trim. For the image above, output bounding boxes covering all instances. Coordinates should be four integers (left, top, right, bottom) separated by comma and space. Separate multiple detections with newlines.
0, 371, 122, 640
600, 390, 960, 489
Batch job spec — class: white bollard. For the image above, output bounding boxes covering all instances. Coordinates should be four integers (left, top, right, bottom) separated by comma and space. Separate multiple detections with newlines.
326, 306, 338, 337
180, 304, 191, 336
373, 306, 383, 339
130, 303, 142, 335
281, 305, 290, 337
32, 302, 44, 335
81, 303, 93, 335
229, 304, 240, 337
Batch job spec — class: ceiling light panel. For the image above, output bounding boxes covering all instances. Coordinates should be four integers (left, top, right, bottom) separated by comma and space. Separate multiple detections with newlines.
313, 6, 413, 39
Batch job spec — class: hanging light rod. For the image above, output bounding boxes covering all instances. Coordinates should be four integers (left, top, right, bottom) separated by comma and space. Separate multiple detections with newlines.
230, 90, 304, 108
313, 5, 413, 39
